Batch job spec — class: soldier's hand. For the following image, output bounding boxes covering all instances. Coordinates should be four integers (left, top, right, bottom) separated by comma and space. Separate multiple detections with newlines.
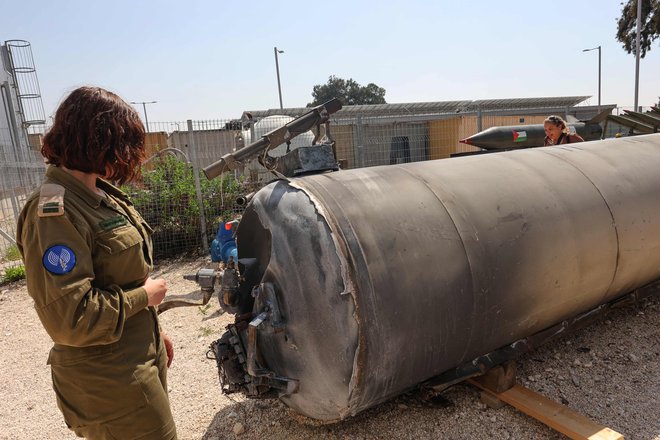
162, 332, 174, 368
144, 277, 168, 306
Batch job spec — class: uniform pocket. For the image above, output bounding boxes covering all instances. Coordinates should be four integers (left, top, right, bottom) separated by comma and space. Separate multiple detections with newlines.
93, 224, 150, 286
96, 224, 143, 255
48, 342, 119, 365
49, 349, 148, 429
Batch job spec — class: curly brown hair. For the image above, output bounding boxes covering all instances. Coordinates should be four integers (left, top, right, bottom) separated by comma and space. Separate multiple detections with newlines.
42, 86, 146, 185
544, 115, 568, 132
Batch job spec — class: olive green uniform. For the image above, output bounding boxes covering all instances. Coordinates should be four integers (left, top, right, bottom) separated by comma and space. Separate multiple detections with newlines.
17, 166, 177, 439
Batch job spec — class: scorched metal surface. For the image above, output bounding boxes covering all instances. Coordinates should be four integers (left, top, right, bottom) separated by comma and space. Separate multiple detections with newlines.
230, 133, 660, 421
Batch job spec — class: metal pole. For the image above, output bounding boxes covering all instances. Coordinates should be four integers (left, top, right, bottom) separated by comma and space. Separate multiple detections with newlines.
477, 107, 482, 132
634, 0, 642, 111
141, 103, 149, 132
187, 119, 209, 253
597, 46, 601, 109
130, 101, 157, 132
274, 47, 284, 109
356, 115, 364, 168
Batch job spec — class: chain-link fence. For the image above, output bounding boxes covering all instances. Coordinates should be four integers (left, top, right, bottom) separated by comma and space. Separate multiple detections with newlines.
0, 117, 285, 282
134, 120, 247, 260
0, 122, 45, 281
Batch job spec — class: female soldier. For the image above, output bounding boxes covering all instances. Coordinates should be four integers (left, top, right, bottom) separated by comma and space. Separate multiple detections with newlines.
543, 114, 585, 146
17, 86, 177, 439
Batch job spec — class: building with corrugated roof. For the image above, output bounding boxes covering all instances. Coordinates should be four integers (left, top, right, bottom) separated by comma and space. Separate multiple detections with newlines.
242, 96, 613, 168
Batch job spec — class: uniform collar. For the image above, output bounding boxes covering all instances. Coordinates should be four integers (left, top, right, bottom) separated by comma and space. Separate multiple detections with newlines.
44, 166, 130, 208
97, 177, 133, 205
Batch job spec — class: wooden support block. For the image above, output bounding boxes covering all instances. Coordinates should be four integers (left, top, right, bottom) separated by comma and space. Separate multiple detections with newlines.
468, 379, 624, 440
471, 360, 517, 393
480, 390, 506, 409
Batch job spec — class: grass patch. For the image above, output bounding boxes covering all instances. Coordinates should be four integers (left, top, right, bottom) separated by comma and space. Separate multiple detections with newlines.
3, 245, 21, 262
198, 304, 212, 315
1, 265, 25, 284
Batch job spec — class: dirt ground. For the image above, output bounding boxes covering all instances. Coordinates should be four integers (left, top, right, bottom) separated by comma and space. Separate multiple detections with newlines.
0, 257, 658, 440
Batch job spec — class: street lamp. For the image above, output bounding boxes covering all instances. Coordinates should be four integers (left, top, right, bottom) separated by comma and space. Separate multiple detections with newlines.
130, 100, 157, 132
274, 47, 284, 109
582, 46, 601, 110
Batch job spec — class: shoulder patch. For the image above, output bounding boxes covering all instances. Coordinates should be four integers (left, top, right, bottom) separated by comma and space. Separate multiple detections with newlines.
38, 184, 65, 217
42, 245, 77, 274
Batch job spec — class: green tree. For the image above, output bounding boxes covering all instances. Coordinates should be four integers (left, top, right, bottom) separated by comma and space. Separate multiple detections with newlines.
616, 0, 660, 58
308, 75, 386, 107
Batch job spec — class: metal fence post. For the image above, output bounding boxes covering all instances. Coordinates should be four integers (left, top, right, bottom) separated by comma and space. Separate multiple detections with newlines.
477, 107, 482, 132
9, 188, 20, 223
186, 120, 209, 253
356, 116, 365, 168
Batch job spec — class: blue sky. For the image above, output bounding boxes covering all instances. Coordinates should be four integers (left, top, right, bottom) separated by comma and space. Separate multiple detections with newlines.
2, 0, 659, 122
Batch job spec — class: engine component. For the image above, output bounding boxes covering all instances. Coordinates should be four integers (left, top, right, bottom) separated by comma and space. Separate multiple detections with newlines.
203, 98, 342, 179
211, 220, 239, 264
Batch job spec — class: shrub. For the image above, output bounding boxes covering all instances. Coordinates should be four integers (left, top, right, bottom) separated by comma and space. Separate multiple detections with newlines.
2, 265, 25, 284
123, 156, 246, 259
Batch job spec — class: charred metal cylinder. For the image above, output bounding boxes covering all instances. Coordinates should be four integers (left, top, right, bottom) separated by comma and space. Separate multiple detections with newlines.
231, 133, 660, 421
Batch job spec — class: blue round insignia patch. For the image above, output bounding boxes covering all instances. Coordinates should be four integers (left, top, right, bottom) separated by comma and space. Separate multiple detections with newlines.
42, 245, 77, 275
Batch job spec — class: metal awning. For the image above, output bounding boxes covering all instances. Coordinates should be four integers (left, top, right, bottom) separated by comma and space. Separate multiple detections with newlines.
242, 96, 591, 122
606, 107, 660, 134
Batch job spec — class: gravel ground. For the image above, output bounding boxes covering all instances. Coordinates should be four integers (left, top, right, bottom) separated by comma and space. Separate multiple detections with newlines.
1, 257, 658, 440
